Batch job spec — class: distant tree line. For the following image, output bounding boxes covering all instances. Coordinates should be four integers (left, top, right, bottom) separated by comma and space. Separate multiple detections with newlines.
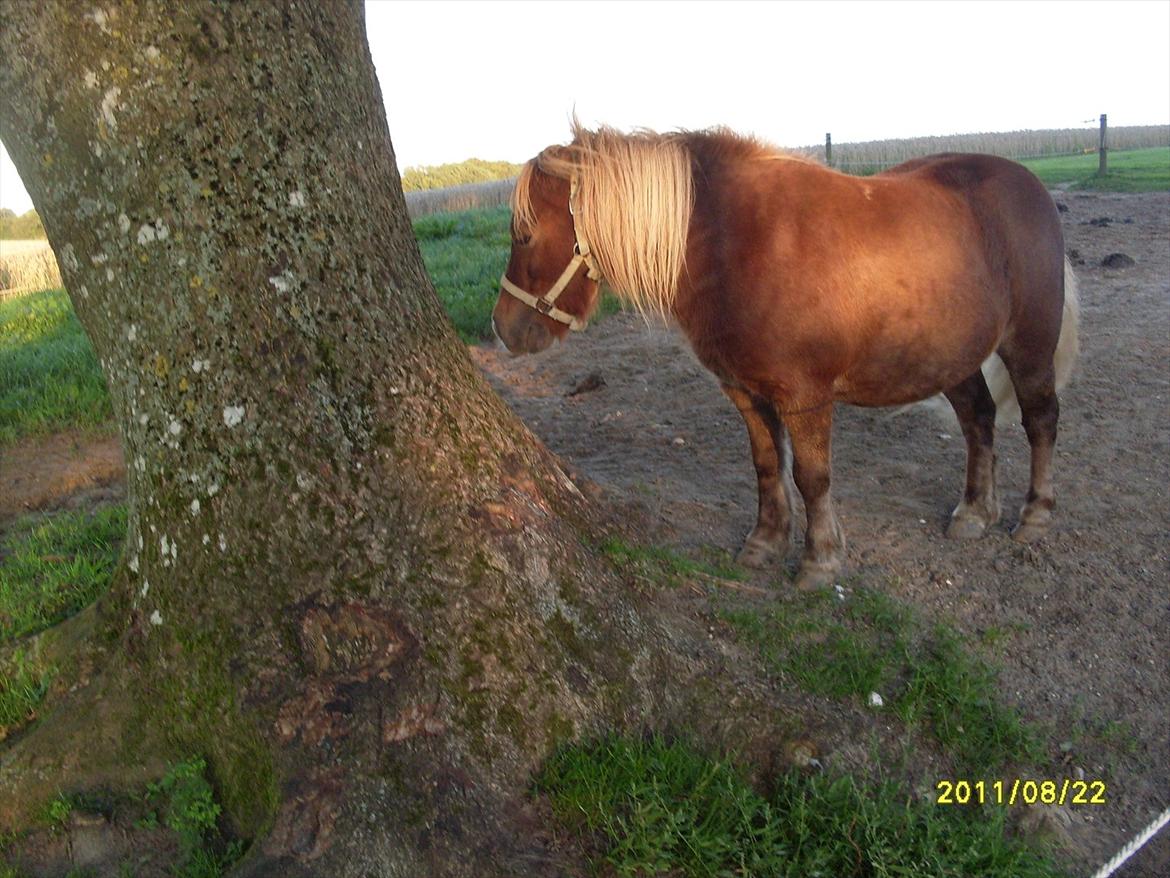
400, 157, 524, 192
0, 208, 47, 239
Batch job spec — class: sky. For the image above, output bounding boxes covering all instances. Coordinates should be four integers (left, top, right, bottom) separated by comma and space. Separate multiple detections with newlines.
2, 0, 1168, 213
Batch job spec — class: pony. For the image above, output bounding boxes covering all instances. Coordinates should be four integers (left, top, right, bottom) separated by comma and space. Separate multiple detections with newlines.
492, 123, 1079, 589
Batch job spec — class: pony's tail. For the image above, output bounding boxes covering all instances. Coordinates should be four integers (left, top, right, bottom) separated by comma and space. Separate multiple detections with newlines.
982, 257, 1080, 425
897, 257, 1081, 426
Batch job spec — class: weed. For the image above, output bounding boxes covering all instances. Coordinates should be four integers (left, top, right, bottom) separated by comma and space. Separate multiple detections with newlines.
142, 757, 243, 878
43, 794, 74, 826
0, 240, 60, 293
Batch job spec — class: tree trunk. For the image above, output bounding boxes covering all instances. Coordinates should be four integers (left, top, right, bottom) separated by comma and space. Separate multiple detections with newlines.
0, 3, 754, 873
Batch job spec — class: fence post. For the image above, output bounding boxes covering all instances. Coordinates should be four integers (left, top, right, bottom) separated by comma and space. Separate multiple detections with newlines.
825, 133, 832, 167
1098, 113, 1107, 176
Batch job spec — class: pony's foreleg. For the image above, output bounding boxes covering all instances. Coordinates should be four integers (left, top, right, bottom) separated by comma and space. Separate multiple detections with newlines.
722, 385, 796, 567
783, 403, 845, 589
944, 371, 1001, 539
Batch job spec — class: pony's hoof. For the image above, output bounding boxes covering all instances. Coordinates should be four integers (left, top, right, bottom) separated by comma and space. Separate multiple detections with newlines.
946, 515, 989, 540
736, 539, 780, 569
794, 563, 840, 592
1013, 502, 1053, 543
1011, 521, 1049, 543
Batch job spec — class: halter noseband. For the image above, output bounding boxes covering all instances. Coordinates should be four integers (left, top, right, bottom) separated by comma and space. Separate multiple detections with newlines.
499, 178, 602, 332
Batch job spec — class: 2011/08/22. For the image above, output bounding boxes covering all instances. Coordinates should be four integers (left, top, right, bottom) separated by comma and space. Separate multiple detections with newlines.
935, 779, 1107, 807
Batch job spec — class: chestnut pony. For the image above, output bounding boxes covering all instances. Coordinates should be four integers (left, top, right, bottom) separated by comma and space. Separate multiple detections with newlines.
492, 124, 1079, 588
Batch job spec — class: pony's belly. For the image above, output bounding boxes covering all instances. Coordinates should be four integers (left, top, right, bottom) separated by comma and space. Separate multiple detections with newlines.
834, 350, 990, 407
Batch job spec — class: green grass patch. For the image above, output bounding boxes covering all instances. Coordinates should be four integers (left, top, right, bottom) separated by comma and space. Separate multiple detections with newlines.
0, 647, 53, 736
0, 505, 126, 739
1020, 147, 1170, 192
415, 206, 515, 342
0, 288, 112, 445
722, 587, 1043, 775
538, 735, 1067, 877
0, 504, 127, 643
600, 535, 745, 587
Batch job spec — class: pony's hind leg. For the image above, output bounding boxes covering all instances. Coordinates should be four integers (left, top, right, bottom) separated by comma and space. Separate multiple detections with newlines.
722, 384, 796, 567
1003, 359, 1060, 542
944, 371, 1001, 539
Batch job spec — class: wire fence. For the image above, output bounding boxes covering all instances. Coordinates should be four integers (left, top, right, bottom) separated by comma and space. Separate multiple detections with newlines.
820, 122, 1168, 174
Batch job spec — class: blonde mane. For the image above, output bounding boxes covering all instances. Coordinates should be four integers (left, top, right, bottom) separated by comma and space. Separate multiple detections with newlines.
511, 122, 696, 319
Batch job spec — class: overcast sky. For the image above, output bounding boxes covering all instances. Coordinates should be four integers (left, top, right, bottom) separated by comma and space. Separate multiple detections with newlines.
2, 0, 1168, 213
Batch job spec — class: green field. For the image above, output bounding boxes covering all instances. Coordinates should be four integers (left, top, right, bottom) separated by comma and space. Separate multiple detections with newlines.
0, 289, 113, 444
414, 205, 516, 342
1019, 147, 1170, 191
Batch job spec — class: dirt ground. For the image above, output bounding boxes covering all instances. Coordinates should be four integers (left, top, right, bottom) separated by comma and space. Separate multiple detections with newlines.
2, 191, 1166, 876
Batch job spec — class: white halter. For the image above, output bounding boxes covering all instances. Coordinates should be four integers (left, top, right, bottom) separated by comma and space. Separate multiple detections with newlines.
499, 178, 602, 331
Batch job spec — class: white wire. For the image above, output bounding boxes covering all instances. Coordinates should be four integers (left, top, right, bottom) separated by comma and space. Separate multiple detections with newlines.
1089, 804, 1170, 878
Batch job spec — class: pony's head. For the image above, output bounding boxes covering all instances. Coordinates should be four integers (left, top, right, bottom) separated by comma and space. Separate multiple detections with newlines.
491, 153, 603, 354
493, 125, 695, 355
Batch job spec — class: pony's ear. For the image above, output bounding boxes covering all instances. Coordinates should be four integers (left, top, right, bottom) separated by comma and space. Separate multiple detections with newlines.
539, 145, 573, 163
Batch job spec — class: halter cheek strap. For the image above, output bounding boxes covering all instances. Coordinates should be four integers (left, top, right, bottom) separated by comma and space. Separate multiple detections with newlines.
499, 178, 602, 332
499, 248, 595, 331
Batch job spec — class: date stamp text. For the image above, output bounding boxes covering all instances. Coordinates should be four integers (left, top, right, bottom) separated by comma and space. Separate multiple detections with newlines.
935, 779, 1106, 807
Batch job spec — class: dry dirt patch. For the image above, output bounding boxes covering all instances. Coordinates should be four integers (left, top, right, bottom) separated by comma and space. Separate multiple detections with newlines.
0, 430, 125, 528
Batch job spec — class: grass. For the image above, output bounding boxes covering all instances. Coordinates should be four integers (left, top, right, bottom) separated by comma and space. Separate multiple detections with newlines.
414, 206, 516, 342
537, 734, 1068, 878
0, 647, 53, 738
721, 586, 1044, 776
0, 505, 127, 741
599, 535, 745, 587
0, 504, 127, 643
0, 288, 112, 445
1019, 147, 1170, 192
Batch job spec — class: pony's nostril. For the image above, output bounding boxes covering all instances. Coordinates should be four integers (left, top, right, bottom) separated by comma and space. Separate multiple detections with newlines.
524, 320, 552, 354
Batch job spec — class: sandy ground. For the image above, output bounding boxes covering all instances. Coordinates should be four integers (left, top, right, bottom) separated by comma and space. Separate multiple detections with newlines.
2, 190, 1166, 876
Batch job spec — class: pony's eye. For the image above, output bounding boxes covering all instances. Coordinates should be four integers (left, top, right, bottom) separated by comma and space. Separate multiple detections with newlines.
515, 233, 532, 247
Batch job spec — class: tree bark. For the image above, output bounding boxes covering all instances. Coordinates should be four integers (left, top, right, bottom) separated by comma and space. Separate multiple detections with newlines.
0, 3, 757, 874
